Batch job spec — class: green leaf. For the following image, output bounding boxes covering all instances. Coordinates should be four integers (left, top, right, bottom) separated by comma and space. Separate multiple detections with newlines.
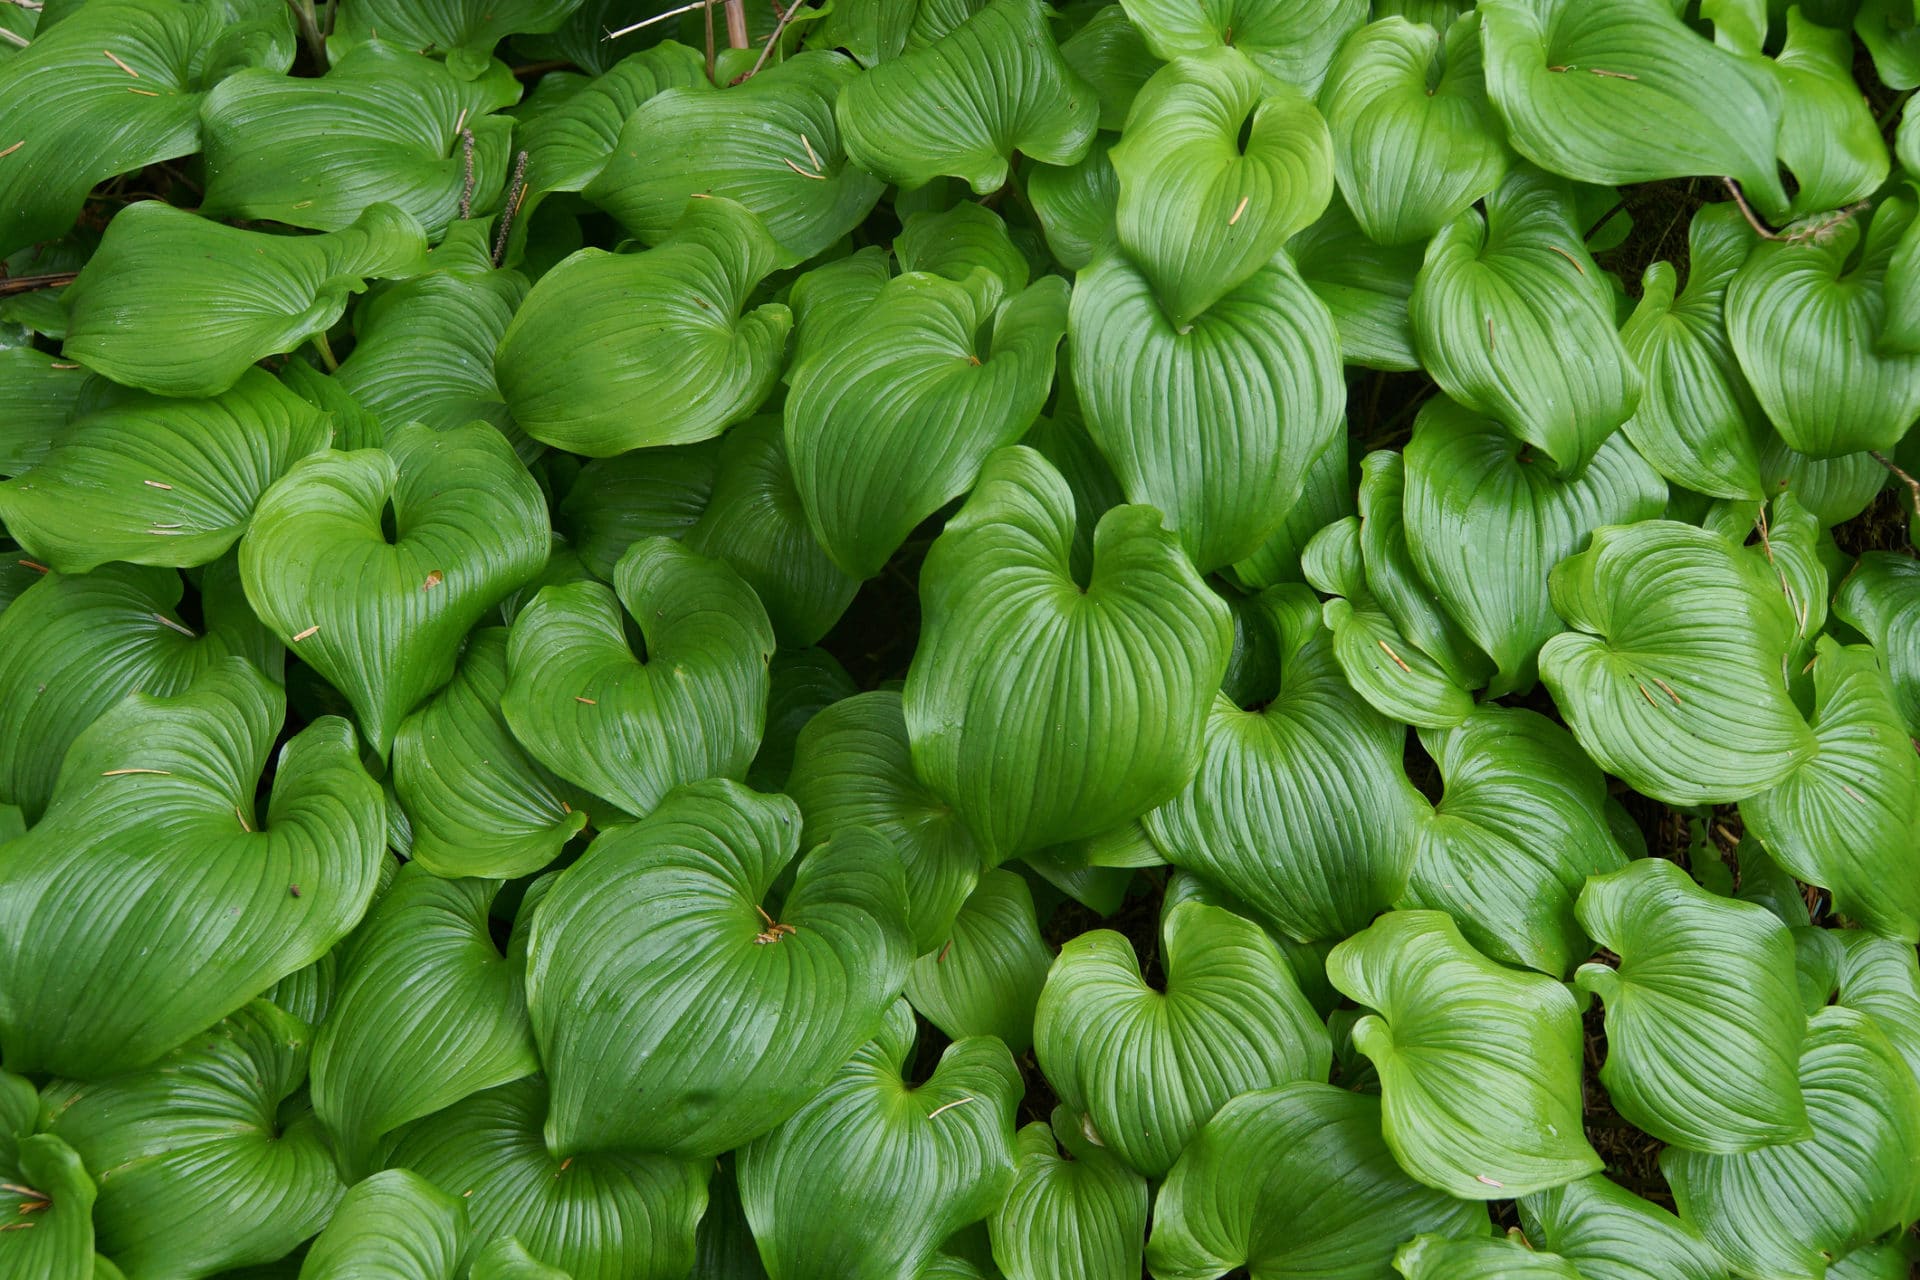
1574, 858, 1811, 1151
1144, 1082, 1490, 1280
1479, 0, 1787, 214
1110, 47, 1333, 328
298, 1169, 468, 1280
1835, 552, 1920, 736
494, 198, 791, 456
1663, 1006, 1920, 1280
62, 202, 426, 398
1404, 705, 1628, 977
0, 0, 291, 257
1287, 195, 1424, 371
1070, 246, 1343, 572
330, 0, 586, 74
1728, 197, 1920, 459
1034, 900, 1329, 1178
0, 368, 333, 574
905, 869, 1052, 1053
1392, 1234, 1586, 1280
902, 446, 1232, 863
1835, 930, 1920, 1088
1539, 520, 1818, 804
0, 1133, 95, 1280
787, 270, 1066, 579
1617, 203, 1766, 500
1061, 5, 1160, 130
240, 420, 550, 759
556, 442, 719, 582
387, 1076, 708, 1280
1327, 909, 1602, 1198
688, 1156, 763, 1280
1117, 0, 1367, 93
525, 781, 911, 1157
1028, 137, 1120, 272
586, 52, 883, 264
989, 1106, 1147, 1280
393, 627, 590, 880
502, 537, 774, 819
747, 646, 856, 794
738, 1001, 1021, 1280
517, 43, 709, 198
1227, 412, 1354, 590
1144, 585, 1426, 942
1402, 396, 1666, 694
1320, 14, 1509, 247
1518, 1174, 1728, 1280
1858, 0, 1920, 92
0, 349, 87, 479
44, 1001, 343, 1278
1409, 165, 1641, 475
896, 201, 1033, 291
1771, 8, 1889, 219
1743, 638, 1920, 941
312, 865, 538, 1178
202, 46, 518, 236
787, 689, 985, 954
836, 0, 1100, 193
0, 660, 383, 1076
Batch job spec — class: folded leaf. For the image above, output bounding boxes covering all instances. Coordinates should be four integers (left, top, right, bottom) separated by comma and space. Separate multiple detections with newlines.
1405, 705, 1628, 977
1518, 1174, 1727, 1280
1029, 138, 1121, 272
1118, 0, 1366, 92
903, 446, 1232, 862
1327, 909, 1602, 1198
1539, 520, 1817, 804
0, 1133, 95, 1280
62, 202, 427, 398
738, 1001, 1020, 1280
1110, 47, 1333, 327
0, 660, 383, 1077
298, 1169, 468, 1280
1663, 1006, 1920, 1280
1410, 165, 1641, 475
330, 0, 587, 75
1835, 931, 1920, 1088
1145, 1083, 1490, 1280
905, 869, 1052, 1052
989, 1106, 1148, 1280
1062, 5, 1160, 129
836, 0, 1099, 192
517, 43, 710, 202
1320, 14, 1508, 247
0, 367, 333, 574
1393, 1234, 1586, 1280
586, 51, 883, 264
387, 1076, 708, 1280
1288, 195, 1424, 370
525, 781, 911, 1157
43, 1001, 344, 1278
1144, 585, 1427, 942
494, 197, 790, 455
747, 646, 856, 793
1479, 0, 1787, 214
556, 442, 719, 581
1771, 8, 1889, 219
240, 420, 551, 758
1834, 551, 1920, 736
896, 201, 1033, 291
1034, 900, 1330, 1178
787, 270, 1068, 579
503, 537, 774, 819
1071, 247, 1343, 572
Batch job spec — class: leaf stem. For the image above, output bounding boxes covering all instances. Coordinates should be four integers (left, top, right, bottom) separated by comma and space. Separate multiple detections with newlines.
283, 0, 328, 70
312, 329, 338, 371
1869, 449, 1920, 517
0, 271, 75, 296
737, 0, 805, 82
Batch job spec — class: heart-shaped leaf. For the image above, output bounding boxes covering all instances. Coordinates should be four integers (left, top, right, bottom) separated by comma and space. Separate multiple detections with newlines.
201, 45, 519, 235
298, 1169, 468, 1280
1035, 900, 1330, 1178
1320, 14, 1508, 247
1145, 1083, 1490, 1280
989, 1105, 1148, 1280
1574, 858, 1811, 1152
1070, 246, 1343, 572
0, 367, 333, 574
837, 0, 1099, 192
895, 200, 1033, 290
1145, 585, 1427, 942
43, 1001, 344, 1278
330, 0, 586, 76
903, 446, 1232, 863
1109, 47, 1333, 328
1401, 396, 1666, 694
240, 420, 550, 759
503, 537, 774, 819
556, 442, 719, 581
1479, 0, 1787, 213
1404, 705, 1629, 978
1517, 1174, 1727, 1280
1835, 552, 1920, 737
525, 781, 911, 1157
386, 1076, 709, 1280
312, 865, 539, 1178
1662, 1007, 1920, 1280
738, 1000, 1021, 1280
905, 869, 1052, 1052
1773, 8, 1889, 220
1410, 166, 1641, 475
0, 660, 383, 1077
392, 627, 590, 880
62, 201, 426, 398
494, 197, 791, 456
1327, 909, 1603, 1198
586, 51, 883, 264
1118, 0, 1366, 93
1539, 520, 1817, 804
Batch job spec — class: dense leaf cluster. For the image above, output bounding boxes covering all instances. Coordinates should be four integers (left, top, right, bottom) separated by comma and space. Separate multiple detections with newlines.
0, 0, 1918, 1278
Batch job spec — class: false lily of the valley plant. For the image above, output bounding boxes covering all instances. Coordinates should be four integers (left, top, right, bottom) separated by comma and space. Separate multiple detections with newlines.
1, 0, 1919, 1277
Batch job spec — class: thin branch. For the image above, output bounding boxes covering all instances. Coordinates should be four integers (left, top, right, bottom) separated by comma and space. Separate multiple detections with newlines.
603, 0, 710, 40
703, 0, 715, 82
723, 0, 749, 47
1871, 450, 1920, 517
737, 0, 803, 81
0, 271, 75, 297
1721, 177, 1868, 245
